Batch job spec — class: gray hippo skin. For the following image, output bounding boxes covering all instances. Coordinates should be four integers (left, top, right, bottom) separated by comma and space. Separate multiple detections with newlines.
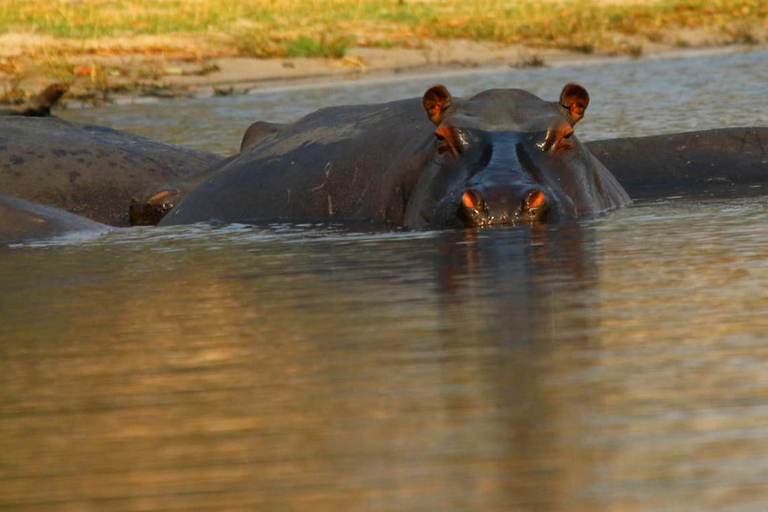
0, 194, 110, 245
586, 127, 768, 198
140, 126, 768, 226
160, 84, 630, 228
0, 117, 224, 226
130, 121, 285, 226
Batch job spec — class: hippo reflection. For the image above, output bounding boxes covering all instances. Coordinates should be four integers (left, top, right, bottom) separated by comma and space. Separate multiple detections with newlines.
159, 84, 631, 229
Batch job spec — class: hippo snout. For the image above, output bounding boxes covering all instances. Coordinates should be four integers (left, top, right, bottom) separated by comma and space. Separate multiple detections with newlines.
459, 185, 549, 227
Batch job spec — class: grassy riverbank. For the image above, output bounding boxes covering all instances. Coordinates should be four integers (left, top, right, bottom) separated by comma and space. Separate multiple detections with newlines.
1, 0, 766, 104
3, 0, 766, 56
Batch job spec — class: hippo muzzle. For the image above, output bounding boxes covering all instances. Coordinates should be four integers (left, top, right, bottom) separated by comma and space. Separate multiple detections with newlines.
460, 183, 550, 227
430, 178, 553, 229
426, 127, 556, 229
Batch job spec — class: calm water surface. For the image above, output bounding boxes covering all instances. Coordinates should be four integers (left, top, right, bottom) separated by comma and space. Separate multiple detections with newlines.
2, 50, 768, 511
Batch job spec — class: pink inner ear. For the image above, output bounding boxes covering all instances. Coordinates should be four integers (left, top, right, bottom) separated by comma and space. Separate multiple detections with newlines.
559, 83, 589, 123
427, 104, 442, 121
423, 85, 452, 124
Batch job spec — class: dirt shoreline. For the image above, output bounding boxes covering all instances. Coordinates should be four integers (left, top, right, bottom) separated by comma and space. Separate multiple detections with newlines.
2, 35, 767, 108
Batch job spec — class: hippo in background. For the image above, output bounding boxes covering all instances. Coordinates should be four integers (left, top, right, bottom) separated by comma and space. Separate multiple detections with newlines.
0, 194, 110, 246
129, 122, 286, 226
585, 127, 768, 199
0, 117, 224, 226
155, 83, 630, 228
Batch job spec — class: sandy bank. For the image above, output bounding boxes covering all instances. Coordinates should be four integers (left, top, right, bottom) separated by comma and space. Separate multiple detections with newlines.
1, 33, 766, 107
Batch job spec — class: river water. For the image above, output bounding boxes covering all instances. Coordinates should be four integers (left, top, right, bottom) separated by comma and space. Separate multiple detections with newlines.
2, 49, 768, 511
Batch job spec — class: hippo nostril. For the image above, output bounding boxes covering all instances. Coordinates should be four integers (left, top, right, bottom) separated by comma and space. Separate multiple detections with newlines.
522, 189, 547, 221
461, 189, 481, 210
525, 189, 546, 210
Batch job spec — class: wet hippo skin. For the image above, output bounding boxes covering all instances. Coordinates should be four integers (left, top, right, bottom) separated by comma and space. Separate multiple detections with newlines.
0, 194, 110, 245
158, 84, 630, 229
586, 127, 768, 198
0, 117, 224, 226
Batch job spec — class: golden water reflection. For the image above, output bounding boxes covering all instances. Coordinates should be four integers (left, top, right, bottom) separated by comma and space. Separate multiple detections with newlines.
2, 198, 768, 511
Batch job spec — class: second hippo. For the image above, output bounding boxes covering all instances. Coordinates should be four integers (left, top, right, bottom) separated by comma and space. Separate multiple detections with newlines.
0, 117, 224, 226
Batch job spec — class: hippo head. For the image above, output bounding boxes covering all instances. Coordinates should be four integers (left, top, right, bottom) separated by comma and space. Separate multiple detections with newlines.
404, 84, 630, 229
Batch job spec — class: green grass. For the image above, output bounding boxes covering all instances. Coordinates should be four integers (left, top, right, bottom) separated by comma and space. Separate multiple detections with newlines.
0, 0, 766, 58
283, 35, 355, 58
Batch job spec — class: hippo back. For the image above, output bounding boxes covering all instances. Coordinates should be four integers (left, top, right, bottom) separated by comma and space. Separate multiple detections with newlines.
0, 194, 110, 245
586, 127, 768, 198
162, 99, 436, 227
0, 117, 224, 226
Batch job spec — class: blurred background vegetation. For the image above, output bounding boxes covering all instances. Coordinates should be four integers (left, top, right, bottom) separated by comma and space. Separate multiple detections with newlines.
1, 0, 765, 104
1, 0, 766, 58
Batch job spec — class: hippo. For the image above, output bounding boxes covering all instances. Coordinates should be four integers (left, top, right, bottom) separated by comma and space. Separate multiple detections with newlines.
585, 127, 768, 198
128, 162, 230, 226
0, 117, 224, 226
0, 194, 110, 245
157, 84, 630, 229
134, 125, 768, 227
128, 121, 285, 225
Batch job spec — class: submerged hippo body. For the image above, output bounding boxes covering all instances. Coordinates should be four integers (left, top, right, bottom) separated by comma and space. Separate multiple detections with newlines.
159, 84, 630, 229
0, 117, 224, 226
0, 194, 110, 245
586, 127, 768, 198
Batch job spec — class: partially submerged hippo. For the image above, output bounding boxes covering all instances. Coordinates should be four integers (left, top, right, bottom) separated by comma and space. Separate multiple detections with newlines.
586, 127, 768, 198
0, 194, 110, 245
0, 117, 224, 226
157, 84, 631, 228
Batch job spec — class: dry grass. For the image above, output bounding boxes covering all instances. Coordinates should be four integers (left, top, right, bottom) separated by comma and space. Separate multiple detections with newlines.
1, 0, 766, 58
0, 0, 765, 104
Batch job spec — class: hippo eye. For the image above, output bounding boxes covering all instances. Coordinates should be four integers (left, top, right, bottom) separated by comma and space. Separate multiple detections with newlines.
434, 126, 458, 155
435, 132, 448, 153
539, 125, 575, 153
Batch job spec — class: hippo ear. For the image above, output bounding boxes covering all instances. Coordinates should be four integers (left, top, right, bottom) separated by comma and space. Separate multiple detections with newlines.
559, 83, 590, 124
423, 85, 453, 125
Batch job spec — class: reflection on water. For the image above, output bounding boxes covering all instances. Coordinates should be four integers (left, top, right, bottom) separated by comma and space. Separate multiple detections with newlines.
3, 197, 768, 510
3, 50, 768, 510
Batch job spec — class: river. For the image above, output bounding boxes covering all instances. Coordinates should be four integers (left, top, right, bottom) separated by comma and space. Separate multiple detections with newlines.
2, 49, 768, 511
